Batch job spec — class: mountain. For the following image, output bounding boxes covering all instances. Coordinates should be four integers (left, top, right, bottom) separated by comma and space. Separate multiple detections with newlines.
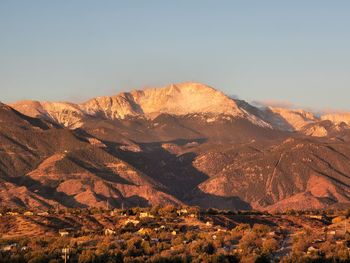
190, 137, 350, 211
257, 106, 350, 138
262, 107, 318, 131
10, 100, 87, 129
0, 102, 182, 209
3, 82, 350, 211
11, 83, 270, 129
322, 112, 350, 125
12, 83, 349, 138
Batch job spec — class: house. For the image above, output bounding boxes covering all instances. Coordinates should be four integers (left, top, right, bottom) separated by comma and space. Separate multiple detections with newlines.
110, 210, 117, 216
232, 247, 243, 254
306, 215, 324, 220
2, 243, 17, 252
171, 230, 177, 236
21, 246, 29, 252
24, 211, 34, 216
139, 212, 154, 218
176, 209, 188, 216
307, 246, 320, 255
155, 225, 166, 231
138, 228, 152, 235
336, 240, 346, 245
21, 246, 29, 251
206, 221, 213, 227
110, 209, 124, 216
314, 238, 325, 243
37, 211, 49, 216
59, 229, 70, 237
151, 238, 160, 244
268, 231, 276, 236
327, 230, 336, 236
104, 228, 116, 236
332, 216, 346, 224
6, 212, 19, 216
124, 219, 140, 226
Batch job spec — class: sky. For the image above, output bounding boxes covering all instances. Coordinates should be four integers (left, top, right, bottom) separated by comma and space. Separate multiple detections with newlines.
1, 0, 349, 110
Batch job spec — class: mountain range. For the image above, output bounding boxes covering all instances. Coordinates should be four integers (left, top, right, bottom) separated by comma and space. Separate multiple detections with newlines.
2, 82, 350, 211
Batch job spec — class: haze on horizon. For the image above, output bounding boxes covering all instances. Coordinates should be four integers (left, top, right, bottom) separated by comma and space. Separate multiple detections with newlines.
1, 0, 349, 111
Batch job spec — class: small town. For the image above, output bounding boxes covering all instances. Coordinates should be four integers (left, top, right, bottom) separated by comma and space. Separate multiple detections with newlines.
1, 206, 350, 262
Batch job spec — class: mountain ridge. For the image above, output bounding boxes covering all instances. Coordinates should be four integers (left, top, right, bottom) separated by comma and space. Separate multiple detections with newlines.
10, 82, 271, 129
3, 82, 350, 211
10, 82, 350, 137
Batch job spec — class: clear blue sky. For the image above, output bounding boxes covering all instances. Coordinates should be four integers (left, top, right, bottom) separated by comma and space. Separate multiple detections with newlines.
1, 0, 349, 110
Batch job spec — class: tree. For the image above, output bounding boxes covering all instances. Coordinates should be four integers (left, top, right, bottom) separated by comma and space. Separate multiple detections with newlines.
203, 242, 215, 255
252, 224, 271, 236
262, 238, 278, 254
141, 240, 153, 255
239, 232, 260, 254
233, 223, 250, 233
292, 235, 309, 254
78, 250, 96, 263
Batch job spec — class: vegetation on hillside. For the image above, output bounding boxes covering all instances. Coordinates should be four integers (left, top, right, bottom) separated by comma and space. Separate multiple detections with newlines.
1, 206, 350, 262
